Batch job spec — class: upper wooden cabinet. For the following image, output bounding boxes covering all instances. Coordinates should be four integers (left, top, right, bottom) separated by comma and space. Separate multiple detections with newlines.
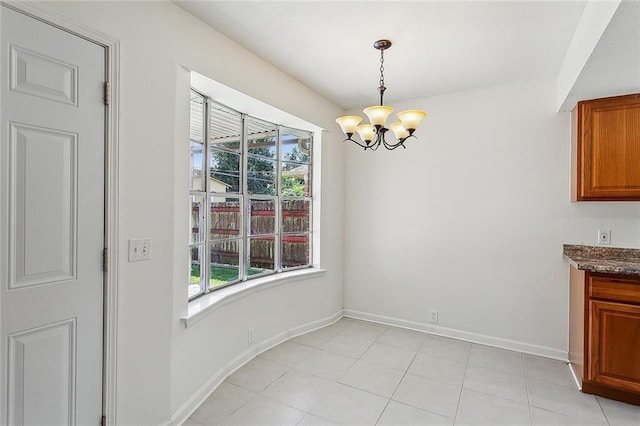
572, 94, 640, 201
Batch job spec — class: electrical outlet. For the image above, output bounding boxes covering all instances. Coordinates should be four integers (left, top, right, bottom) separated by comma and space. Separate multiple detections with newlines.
598, 229, 611, 245
429, 309, 439, 324
128, 238, 152, 261
247, 328, 254, 345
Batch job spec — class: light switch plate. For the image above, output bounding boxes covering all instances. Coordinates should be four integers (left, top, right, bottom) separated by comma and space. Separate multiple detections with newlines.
128, 238, 152, 261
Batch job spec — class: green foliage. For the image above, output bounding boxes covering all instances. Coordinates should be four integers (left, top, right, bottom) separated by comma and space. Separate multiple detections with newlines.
210, 141, 309, 196
247, 146, 276, 194
281, 176, 305, 196
210, 142, 276, 194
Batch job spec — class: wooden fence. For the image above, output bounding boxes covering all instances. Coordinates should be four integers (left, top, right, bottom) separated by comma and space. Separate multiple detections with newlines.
192, 200, 310, 269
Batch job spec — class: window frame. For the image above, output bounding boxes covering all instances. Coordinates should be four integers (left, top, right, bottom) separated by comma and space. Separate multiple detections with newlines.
189, 89, 313, 301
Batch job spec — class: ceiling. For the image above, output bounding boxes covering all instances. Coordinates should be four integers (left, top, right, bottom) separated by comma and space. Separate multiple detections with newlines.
175, 1, 632, 110
562, 0, 640, 110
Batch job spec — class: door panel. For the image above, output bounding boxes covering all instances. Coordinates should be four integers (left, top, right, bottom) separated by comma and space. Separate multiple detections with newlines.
8, 319, 76, 425
10, 44, 79, 106
1, 6, 105, 425
10, 123, 78, 288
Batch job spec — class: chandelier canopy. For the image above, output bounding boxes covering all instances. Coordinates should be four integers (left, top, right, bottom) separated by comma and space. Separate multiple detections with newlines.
336, 39, 427, 151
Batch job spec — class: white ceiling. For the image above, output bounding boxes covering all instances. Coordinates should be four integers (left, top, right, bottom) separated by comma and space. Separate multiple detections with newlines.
175, 1, 628, 110
563, 0, 640, 109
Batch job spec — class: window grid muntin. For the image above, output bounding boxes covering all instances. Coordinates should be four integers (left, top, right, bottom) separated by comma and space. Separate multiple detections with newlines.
189, 93, 313, 301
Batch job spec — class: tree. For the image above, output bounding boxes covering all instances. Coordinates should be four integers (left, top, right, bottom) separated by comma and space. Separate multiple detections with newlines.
281, 146, 309, 196
210, 141, 276, 194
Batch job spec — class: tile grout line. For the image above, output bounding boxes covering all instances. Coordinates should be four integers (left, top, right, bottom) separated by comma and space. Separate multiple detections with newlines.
452, 343, 472, 425
594, 396, 612, 425
372, 332, 427, 425
523, 352, 534, 426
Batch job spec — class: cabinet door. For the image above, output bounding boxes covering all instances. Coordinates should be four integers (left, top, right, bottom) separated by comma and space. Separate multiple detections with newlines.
588, 299, 640, 393
575, 94, 640, 200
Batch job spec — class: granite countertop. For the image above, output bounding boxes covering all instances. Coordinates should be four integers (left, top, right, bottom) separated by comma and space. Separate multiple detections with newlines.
563, 244, 640, 276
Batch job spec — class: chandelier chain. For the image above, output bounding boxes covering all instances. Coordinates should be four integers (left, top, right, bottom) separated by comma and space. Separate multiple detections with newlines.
379, 49, 385, 89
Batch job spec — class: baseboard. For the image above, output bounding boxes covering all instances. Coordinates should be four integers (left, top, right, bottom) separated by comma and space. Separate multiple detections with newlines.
169, 309, 343, 425
343, 309, 568, 361
568, 362, 582, 390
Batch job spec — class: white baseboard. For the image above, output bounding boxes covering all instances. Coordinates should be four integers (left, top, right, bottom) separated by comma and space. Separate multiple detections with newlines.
568, 362, 582, 390
343, 309, 568, 361
170, 310, 343, 425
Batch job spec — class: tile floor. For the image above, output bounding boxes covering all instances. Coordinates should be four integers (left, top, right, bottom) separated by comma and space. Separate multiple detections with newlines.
185, 318, 640, 425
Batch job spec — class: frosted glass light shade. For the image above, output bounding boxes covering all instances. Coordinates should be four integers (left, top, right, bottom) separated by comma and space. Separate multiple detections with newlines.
356, 124, 376, 143
335, 115, 362, 135
363, 105, 393, 127
397, 110, 427, 130
390, 122, 410, 140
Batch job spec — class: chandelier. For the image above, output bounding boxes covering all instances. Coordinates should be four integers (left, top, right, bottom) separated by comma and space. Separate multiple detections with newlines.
336, 39, 427, 151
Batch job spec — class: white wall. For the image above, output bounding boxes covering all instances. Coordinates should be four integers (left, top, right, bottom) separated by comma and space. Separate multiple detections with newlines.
344, 79, 640, 357
37, 2, 345, 425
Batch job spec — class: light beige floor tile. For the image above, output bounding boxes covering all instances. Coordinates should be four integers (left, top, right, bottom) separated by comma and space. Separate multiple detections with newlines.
261, 369, 333, 412
408, 353, 467, 386
378, 400, 453, 425
221, 395, 304, 426
463, 364, 527, 404
346, 320, 388, 339
468, 344, 524, 376
294, 348, 356, 380
321, 318, 354, 334
296, 413, 338, 425
455, 389, 531, 425
597, 396, 640, 426
338, 360, 405, 398
360, 342, 417, 371
377, 328, 426, 351
226, 357, 288, 392
527, 380, 607, 423
259, 341, 316, 367
320, 332, 376, 358
530, 407, 606, 425
392, 373, 461, 419
309, 382, 388, 425
291, 329, 336, 348
190, 382, 255, 425
523, 354, 575, 388
419, 335, 471, 363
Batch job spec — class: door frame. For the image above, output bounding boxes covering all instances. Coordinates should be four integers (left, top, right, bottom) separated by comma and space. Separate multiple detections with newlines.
0, 2, 120, 424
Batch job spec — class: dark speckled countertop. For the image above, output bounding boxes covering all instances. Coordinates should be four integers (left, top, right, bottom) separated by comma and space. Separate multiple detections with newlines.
563, 244, 640, 276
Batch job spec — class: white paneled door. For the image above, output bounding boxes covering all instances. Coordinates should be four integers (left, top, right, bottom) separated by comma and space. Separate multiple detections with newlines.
0, 6, 105, 425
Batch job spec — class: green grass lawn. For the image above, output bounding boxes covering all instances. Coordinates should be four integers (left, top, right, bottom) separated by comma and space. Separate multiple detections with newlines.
191, 263, 264, 286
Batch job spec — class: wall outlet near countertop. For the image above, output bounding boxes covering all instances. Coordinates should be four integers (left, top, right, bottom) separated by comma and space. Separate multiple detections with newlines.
598, 229, 611, 245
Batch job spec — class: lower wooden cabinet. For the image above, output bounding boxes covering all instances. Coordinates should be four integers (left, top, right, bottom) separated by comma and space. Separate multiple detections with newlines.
569, 268, 640, 405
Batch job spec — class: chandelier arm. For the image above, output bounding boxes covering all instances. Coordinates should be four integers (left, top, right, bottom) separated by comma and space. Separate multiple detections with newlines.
382, 133, 416, 150
342, 136, 373, 150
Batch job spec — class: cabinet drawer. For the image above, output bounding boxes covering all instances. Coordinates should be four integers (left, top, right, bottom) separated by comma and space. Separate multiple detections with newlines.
589, 276, 640, 304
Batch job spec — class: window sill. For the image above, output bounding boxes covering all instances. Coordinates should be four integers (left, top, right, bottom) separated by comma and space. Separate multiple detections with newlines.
181, 268, 327, 327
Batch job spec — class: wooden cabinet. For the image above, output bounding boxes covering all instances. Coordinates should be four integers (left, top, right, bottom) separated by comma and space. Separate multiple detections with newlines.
572, 93, 640, 201
569, 268, 640, 405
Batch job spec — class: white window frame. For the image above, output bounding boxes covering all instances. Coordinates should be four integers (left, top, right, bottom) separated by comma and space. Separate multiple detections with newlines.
189, 89, 314, 301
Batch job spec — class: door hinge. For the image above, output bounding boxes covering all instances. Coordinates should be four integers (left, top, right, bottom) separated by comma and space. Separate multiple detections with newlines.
101, 415, 106, 426
103, 81, 110, 106
102, 248, 108, 272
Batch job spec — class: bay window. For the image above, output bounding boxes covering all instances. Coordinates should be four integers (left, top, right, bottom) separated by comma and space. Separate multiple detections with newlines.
188, 89, 313, 300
